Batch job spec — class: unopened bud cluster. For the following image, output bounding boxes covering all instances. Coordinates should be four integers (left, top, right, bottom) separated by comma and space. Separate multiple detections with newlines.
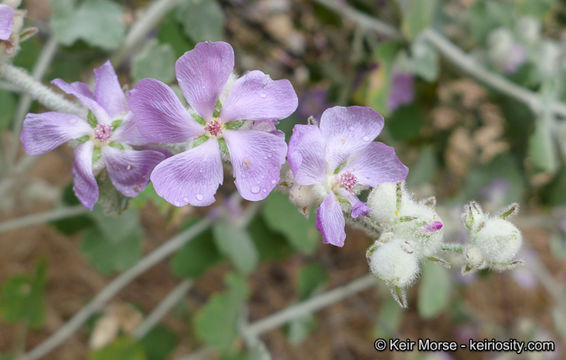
365, 182, 445, 307
461, 201, 523, 273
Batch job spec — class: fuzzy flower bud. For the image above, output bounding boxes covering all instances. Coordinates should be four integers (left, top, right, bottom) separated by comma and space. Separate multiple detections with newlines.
461, 202, 523, 273
396, 201, 444, 257
473, 218, 522, 264
366, 238, 420, 289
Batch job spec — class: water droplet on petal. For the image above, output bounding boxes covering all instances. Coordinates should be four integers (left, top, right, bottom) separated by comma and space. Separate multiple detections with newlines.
262, 188, 267, 193
251, 186, 260, 194
196, 194, 204, 201
260, 93, 267, 98
271, 179, 277, 184
126, 164, 133, 170
362, 136, 370, 141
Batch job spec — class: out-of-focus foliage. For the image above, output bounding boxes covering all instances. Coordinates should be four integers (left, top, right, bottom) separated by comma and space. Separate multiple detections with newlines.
51, 0, 125, 49
0, 261, 47, 328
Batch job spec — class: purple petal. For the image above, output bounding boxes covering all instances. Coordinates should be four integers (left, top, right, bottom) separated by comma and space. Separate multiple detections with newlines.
102, 147, 165, 198
176, 41, 234, 120
319, 106, 384, 171
287, 124, 326, 185
346, 194, 370, 218
223, 129, 287, 201
129, 78, 203, 143
221, 70, 298, 123
342, 142, 408, 186
150, 139, 223, 207
72, 141, 98, 210
111, 112, 149, 146
94, 60, 127, 118
388, 73, 414, 112
0, 5, 14, 40
52, 79, 109, 123
21, 112, 91, 155
315, 193, 346, 247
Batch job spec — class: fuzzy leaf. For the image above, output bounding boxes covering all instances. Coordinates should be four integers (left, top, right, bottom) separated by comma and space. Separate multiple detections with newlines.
51, 0, 125, 50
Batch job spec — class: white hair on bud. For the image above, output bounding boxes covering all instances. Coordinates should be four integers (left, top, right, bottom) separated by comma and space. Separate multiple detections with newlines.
367, 182, 407, 224
366, 240, 420, 288
464, 245, 485, 269
472, 218, 522, 264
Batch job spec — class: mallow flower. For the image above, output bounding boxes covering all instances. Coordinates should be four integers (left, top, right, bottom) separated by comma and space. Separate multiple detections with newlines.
287, 106, 408, 247
129, 41, 298, 207
21, 61, 166, 210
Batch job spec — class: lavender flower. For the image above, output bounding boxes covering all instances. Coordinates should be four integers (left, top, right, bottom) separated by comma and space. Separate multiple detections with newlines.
287, 106, 408, 247
388, 72, 414, 112
0, 4, 13, 40
129, 41, 298, 207
21, 61, 166, 210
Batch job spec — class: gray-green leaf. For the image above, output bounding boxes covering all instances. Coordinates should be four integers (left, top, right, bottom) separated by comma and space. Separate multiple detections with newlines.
176, 0, 225, 42
51, 0, 125, 50
213, 221, 258, 274
131, 39, 176, 83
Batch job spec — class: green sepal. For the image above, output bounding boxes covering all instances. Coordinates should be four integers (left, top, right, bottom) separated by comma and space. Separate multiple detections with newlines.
111, 119, 123, 130
109, 142, 125, 150
92, 147, 102, 163
334, 161, 347, 174
213, 100, 222, 118
87, 110, 98, 128
192, 135, 209, 148
76, 135, 90, 143
224, 120, 245, 130
192, 113, 206, 125
218, 138, 229, 156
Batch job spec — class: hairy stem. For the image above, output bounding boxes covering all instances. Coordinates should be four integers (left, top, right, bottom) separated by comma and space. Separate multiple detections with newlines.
0, 64, 82, 116
6, 36, 59, 168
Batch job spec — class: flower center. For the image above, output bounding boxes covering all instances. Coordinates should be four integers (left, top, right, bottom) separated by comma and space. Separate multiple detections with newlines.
204, 119, 223, 137
94, 123, 113, 143
339, 171, 357, 191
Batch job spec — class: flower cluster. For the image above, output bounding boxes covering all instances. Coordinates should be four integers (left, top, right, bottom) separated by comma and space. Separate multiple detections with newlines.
21, 61, 166, 209
20, 40, 525, 308
21, 41, 298, 210
365, 182, 445, 307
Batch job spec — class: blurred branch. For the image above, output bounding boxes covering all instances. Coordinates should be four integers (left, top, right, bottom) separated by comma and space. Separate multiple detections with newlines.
112, 0, 183, 65
246, 273, 377, 336
314, 0, 566, 117
6, 36, 59, 169
314, 0, 402, 40
0, 205, 88, 233
420, 29, 566, 116
18, 218, 213, 360
132, 280, 192, 339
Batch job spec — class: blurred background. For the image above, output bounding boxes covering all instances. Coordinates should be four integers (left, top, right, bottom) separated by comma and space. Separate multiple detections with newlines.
0, 0, 565, 359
